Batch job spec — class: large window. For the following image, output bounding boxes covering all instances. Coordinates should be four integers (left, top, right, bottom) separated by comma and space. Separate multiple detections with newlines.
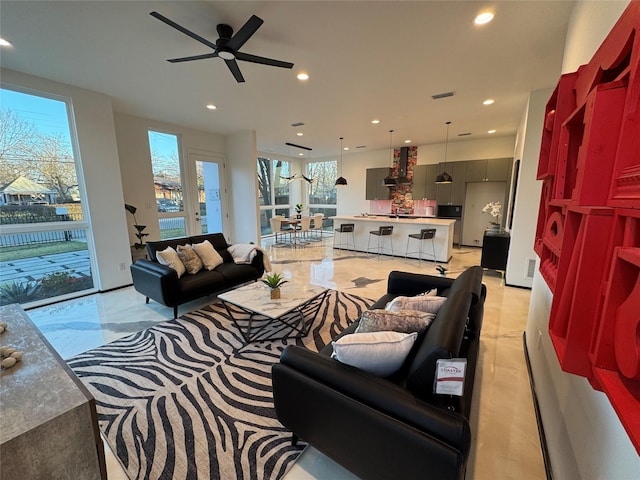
307, 160, 338, 230
148, 131, 185, 239
0, 87, 95, 307
257, 157, 291, 235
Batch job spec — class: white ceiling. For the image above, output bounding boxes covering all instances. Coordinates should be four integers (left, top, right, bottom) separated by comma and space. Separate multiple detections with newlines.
0, 1, 575, 159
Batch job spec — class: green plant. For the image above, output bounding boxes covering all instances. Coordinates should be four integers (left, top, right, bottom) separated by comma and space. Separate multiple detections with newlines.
39, 271, 94, 296
295, 203, 303, 214
261, 272, 288, 289
125, 204, 149, 249
0, 281, 42, 305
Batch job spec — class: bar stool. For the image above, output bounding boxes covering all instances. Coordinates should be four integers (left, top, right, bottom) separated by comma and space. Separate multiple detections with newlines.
333, 223, 355, 250
405, 228, 436, 264
367, 225, 394, 257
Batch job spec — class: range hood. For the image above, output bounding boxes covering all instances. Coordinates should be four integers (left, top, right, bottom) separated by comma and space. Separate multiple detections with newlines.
385, 147, 412, 186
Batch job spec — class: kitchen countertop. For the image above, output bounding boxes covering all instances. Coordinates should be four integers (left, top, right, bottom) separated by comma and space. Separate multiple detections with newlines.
338, 215, 455, 225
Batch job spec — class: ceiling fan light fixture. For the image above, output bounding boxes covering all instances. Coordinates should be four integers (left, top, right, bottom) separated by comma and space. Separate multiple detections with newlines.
218, 49, 235, 60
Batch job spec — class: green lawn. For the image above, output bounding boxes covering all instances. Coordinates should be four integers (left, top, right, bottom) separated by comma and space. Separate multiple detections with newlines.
0, 241, 88, 262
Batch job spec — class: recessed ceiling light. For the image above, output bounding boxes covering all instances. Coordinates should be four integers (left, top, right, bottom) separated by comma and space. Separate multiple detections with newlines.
296, 132, 303, 136
343, 147, 349, 151
371, 119, 380, 124
298, 152, 304, 156
488, 129, 497, 134
475, 11, 495, 25
0, 38, 12, 47
483, 98, 495, 105
297, 72, 309, 81
206, 104, 217, 110
404, 139, 411, 144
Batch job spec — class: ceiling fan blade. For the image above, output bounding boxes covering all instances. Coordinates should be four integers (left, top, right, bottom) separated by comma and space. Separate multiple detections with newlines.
224, 59, 245, 83
150, 11, 218, 51
226, 15, 263, 51
235, 51, 294, 69
167, 52, 219, 63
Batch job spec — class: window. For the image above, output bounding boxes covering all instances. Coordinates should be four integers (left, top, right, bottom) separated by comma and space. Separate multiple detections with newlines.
307, 160, 338, 230
0, 87, 95, 306
148, 131, 185, 239
257, 157, 291, 235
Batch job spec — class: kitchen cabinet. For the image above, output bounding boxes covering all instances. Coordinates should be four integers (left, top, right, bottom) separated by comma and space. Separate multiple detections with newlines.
365, 168, 391, 200
465, 158, 512, 182
411, 164, 439, 200
435, 162, 467, 205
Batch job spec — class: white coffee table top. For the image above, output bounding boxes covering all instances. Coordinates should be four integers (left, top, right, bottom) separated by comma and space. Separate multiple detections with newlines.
218, 282, 329, 319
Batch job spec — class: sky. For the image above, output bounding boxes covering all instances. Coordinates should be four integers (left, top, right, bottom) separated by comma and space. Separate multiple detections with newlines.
1, 87, 72, 140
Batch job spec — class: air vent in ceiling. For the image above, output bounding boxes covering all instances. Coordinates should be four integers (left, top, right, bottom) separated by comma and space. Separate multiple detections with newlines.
291, 122, 305, 127
285, 142, 312, 151
356, 145, 366, 149
458, 132, 472, 136
431, 91, 455, 100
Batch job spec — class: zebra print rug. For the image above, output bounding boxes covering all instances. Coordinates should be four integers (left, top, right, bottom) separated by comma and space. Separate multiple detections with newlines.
67, 290, 372, 480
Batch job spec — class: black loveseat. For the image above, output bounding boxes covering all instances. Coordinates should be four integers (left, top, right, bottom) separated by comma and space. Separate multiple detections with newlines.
130, 233, 265, 318
272, 266, 486, 480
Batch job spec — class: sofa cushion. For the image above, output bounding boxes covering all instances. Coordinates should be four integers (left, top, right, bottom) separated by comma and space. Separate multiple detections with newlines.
192, 240, 224, 270
156, 246, 186, 278
176, 244, 203, 274
178, 269, 225, 297
146, 238, 191, 262
332, 331, 418, 376
214, 262, 261, 283
355, 309, 435, 335
386, 295, 447, 314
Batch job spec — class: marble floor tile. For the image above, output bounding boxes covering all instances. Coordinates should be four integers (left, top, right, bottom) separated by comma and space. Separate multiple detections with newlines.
26, 236, 545, 479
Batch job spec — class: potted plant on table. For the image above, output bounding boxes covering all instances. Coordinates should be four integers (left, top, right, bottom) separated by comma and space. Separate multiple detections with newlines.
295, 203, 303, 219
261, 272, 288, 300
482, 201, 503, 232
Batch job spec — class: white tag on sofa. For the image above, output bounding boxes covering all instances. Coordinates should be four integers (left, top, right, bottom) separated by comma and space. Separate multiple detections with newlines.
434, 359, 467, 396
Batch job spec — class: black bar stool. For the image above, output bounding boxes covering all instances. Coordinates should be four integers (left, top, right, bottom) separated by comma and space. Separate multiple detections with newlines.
367, 225, 394, 257
333, 223, 355, 250
405, 228, 436, 264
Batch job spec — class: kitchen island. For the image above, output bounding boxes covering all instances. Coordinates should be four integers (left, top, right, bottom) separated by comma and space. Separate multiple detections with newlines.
331, 215, 455, 262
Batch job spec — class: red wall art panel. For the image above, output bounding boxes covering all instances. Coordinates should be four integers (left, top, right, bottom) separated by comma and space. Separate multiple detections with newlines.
534, 0, 640, 454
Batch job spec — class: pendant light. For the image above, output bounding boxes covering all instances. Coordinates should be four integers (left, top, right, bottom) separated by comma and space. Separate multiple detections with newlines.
335, 137, 348, 186
382, 129, 397, 186
435, 121, 453, 184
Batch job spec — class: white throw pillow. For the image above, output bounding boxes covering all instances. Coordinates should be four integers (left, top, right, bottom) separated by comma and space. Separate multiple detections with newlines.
332, 331, 418, 376
192, 240, 224, 270
156, 246, 186, 278
386, 295, 447, 314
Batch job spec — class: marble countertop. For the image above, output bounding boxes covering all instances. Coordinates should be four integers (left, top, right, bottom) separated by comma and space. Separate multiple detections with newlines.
333, 215, 456, 226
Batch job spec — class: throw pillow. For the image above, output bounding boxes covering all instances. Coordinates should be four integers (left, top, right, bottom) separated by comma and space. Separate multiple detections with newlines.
156, 246, 186, 278
192, 240, 224, 270
419, 288, 438, 296
331, 331, 418, 376
386, 295, 447, 314
176, 244, 203, 275
355, 309, 436, 335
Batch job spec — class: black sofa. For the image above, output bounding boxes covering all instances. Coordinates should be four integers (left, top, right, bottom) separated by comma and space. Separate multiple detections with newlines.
130, 233, 265, 318
272, 266, 486, 480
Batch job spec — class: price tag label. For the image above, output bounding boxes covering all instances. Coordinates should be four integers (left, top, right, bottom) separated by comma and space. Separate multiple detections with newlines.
434, 359, 467, 396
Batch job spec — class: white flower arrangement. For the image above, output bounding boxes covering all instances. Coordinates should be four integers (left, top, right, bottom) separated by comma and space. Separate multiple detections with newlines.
482, 201, 502, 224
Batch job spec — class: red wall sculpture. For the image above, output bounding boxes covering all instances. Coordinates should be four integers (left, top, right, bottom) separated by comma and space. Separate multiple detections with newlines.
535, 0, 640, 454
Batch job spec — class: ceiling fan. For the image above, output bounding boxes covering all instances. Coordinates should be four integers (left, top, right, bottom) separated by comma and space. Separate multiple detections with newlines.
150, 11, 294, 83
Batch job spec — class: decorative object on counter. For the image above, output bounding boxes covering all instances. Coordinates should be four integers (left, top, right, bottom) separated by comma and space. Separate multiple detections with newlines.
124, 203, 149, 250
435, 121, 453, 184
383, 130, 397, 186
335, 137, 348, 186
295, 203, 303, 219
0, 343, 24, 370
261, 272, 288, 299
483, 201, 503, 231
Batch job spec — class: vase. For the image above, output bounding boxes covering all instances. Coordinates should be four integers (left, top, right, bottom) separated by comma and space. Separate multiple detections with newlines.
270, 287, 281, 300
488, 223, 501, 232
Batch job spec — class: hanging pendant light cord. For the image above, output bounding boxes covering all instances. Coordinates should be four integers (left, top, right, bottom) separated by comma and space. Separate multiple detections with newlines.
444, 121, 450, 169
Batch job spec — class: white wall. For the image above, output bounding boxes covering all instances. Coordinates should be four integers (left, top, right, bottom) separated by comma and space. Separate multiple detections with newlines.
226, 130, 260, 244
114, 112, 226, 244
526, 1, 640, 478
505, 88, 552, 288
1, 68, 132, 290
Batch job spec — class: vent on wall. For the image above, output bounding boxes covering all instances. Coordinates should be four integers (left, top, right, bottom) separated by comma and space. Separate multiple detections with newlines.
526, 258, 537, 278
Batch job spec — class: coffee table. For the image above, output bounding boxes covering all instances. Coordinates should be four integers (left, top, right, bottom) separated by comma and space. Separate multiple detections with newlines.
217, 281, 329, 343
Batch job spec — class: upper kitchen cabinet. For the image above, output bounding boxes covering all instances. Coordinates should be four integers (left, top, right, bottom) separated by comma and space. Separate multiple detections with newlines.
365, 167, 391, 200
411, 164, 439, 200
465, 158, 512, 182
435, 162, 467, 205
